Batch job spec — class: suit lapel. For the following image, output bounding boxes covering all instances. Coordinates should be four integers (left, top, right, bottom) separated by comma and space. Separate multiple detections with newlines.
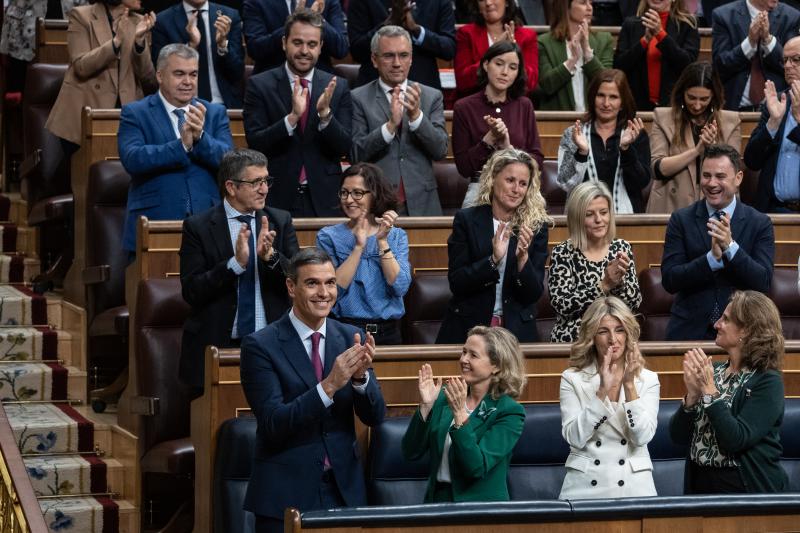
323, 319, 343, 379
276, 315, 319, 390
736, 1, 752, 45
693, 200, 712, 250
473, 205, 495, 259
208, 5, 218, 69
576, 365, 626, 437
373, 81, 392, 125
277, 68, 293, 116
149, 94, 179, 142
306, 70, 327, 136
730, 201, 747, 242
92, 3, 118, 91
210, 204, 233, 260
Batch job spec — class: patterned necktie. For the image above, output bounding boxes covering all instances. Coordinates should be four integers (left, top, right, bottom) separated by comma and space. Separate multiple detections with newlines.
173, 108, 186, 134
235, 214, 256, 337
388, 88, 407, 205
192, 9, 212, 101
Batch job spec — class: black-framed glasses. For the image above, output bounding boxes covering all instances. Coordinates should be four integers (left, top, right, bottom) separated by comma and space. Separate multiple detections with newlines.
338, 189, 371, 200
232, 177, 273, 189
784, 55, 800, 66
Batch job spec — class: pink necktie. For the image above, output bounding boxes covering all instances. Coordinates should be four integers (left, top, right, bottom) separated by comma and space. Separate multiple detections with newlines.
298, 78, 311, 184
310, 332, 331, 469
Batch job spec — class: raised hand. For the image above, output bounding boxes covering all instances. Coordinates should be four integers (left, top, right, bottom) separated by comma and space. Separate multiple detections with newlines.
748, 14, 762, 47
214, 14, 232, 47
579, 21, 591, 55
185, 10, 201, 48
491, 221, 512, 265
234, 222, 250, 268
707, 210, 732, 260
185, 102, 206, 142
565, 31, 582, 70
622, 342, 643, 386
443, 376, 469, 426
351, 216, 370, 248
402, 1, 421, 36
683, 347, 716, 400
417, 363, 442, 420
256, 215, 276, 261
352, 332, 374, 381
316, 77, 337, 118
572, 120, 589, 155
388, 86, 404, 134
309, 0, 325, 14
112, 8, 130, 49
402, 82, 422, 121
696, 120, 718, 153
596, 347, 622, 400
289, 76, 309, 126
620, 118, 644, 150
765, 80, 788, 130
515, 224, 533, 270
134, 11, 157, 44
321, 341, 371, 397
375, 210, 398, 241
641, 9, 662, 41
603, 250, 630, 290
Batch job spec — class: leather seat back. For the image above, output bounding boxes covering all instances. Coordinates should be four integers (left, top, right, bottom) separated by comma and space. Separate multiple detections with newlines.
21, 63, 70, 210
540, 160, 566, 215
332, 63, 359, 89
85, 160, 131, 322
402, 270, 452, 344
134, 278, 193, 453
638, 267, 674, 341
434, 161, 468, 215
366, 414, 429, 505
768, 267, 800, 340
214, 417, 257, 533
781, 399, 800, 490
536, 270, 556, 341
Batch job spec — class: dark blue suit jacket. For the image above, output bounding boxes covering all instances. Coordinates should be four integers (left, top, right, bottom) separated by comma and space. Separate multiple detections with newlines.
347, 0, 456, 90
119, 94, 234, 251
711, 0, 800, 110
240, 314, 385, 518
743, 93, 800, 212
661, 199, 774, 341
242, 0, 348, 75
151, 3, 245, 108
243, 66, 352, 216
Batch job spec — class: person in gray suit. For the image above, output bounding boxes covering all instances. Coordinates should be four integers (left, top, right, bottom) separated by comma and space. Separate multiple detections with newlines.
350, 25, 449, 216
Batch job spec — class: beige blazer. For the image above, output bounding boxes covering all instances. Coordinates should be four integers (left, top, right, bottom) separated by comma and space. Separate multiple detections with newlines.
647, 108, 741, 214
46, 3, 156, 144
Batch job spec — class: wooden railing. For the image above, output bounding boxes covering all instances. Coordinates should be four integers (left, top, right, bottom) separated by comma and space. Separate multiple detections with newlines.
0, 406, 49, 532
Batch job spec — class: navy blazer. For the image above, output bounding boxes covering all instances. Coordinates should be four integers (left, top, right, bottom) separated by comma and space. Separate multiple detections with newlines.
243, 66, 352, 216
240, 314, 386, 518
436, 204, 548, 344
178, 203, 299, 390
711, 0, 800, 110
242, 0, 348, 75
151, 3, 244, 108
742, 92, 800, 212
118, 94, 234, 251
661, 199, 774, 340
347, 0, 456, 90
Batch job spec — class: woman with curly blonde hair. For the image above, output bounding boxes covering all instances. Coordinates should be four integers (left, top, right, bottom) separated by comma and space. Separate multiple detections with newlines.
403, 326, 526, 502
559, 296, 661, 499
437, 148, 552, 344
670, 290, 788, 494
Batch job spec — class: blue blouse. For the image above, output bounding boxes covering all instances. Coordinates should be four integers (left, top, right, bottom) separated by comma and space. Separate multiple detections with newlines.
316, 223, 412, 320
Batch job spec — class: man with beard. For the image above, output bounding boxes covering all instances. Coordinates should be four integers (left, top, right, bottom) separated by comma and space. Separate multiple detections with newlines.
661, 144, 774, 341
244, 9, 352, 217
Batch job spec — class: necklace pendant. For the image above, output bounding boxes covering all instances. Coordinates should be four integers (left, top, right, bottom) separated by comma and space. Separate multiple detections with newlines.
495, 107, 501, 114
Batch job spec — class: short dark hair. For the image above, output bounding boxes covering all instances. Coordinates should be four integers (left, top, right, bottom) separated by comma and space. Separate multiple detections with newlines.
93, 0, 123, 7
470, 0, 521, 26
286, 247, 333, 282
283, 8, 324, 39
476, 40, 527, 99
585, 69, 637, 124
218, 149, 268, 197
703, 144, 741, 173
340, 163, 397, 216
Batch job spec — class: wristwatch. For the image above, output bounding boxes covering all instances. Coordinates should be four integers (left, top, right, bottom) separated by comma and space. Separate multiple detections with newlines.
702, 391, 721, 406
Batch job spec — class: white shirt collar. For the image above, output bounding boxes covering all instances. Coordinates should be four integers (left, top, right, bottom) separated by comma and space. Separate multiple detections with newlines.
706, 195, 737, 218
745, 0, 760, 19
157, 90, 189, 115
183, 0, 209, 15
284, 63, 314, 85
223, 198, 255, 219
289, 308, 327, 342
378, 77, 408, 95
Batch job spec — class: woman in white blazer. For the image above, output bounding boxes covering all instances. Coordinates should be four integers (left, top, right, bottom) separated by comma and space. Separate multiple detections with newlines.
559, 296, 660, 499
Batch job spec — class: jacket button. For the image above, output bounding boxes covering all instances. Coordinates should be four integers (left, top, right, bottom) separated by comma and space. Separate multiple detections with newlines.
594, 459, 600, 466
595, 440, 602, 447
630, 423, 635, 427
602, 416, 607, 421
627, 410, 631, 414
618, 480, 625, 486
591, 480, 597, 486
621, 439, 627, 445
619, 459, 625, 465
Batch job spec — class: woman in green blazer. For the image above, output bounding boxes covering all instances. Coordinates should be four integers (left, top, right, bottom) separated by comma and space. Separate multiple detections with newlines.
670, 290, 789, 494
401, 326, 526, 502
535, 0, 614, 111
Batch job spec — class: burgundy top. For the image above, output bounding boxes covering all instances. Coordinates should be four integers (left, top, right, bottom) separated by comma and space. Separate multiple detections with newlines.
452, 90, 545, 181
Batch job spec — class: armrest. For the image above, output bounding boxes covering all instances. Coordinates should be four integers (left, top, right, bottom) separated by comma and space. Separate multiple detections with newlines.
19, 149, 41, 181
82, 265, 111, 285
28, 194, 73, 226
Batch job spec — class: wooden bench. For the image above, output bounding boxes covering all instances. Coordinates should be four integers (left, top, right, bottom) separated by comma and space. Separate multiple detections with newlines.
191, 340, 800, 532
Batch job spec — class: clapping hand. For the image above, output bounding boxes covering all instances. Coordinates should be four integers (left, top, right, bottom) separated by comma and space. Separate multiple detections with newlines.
483, 115, 511, 149
352, 332, 374, 381
351, 216, 370, 248
696, 120, 718, 154
602, 250, 630, 292
515, 224, 533, 271
572, 120, 589, 155
214, 14, 232, 47
620, 118, 644, 150
641, 8, 662, 41
682, 348, 716, 406
596, 345, 622, 400
256, 215, 276, 262
316, 77, 337, 118
622, 343, 643, 386
417, 363, 442, 420
289, 76, 309, 127
134, 11, 156, 45
309, 0, 325, 14
403, 83, 422, 121
185, 102, 206, 142
185, 9, 201, 48
444, 376, 469, 427
388, 86, 404, 134
375, 210, 398, 240
491, 221, 512, 265
765, 80, 788, 130
790, 80, 800, 123
707, 210, 732, 260
321, 334, 372, 398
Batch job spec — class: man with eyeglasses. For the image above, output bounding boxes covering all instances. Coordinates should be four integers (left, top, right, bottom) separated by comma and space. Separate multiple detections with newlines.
711, 0, 800, 111
744, 36, 800, 212
178, 148, 299, 398
244, 9, 352, 217
351, 25, 449, 216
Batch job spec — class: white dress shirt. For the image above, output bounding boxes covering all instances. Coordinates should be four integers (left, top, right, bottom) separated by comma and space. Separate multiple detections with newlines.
377, 78, 424, 143
182, 0, 224, 104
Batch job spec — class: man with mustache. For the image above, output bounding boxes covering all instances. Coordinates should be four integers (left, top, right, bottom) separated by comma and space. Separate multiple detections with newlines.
178, 148, 299, 398
244, 9, 352, 217
350, 25, 449, 216
661, 143, 774, 341
240, 247, 385, 532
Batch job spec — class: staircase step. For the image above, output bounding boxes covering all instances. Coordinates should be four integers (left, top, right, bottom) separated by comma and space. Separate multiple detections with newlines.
118, 499, 138, 533
6, 402, 94, 454
39, 496, 119, 533
0, 254, 39, 283
24, 454, 112, 496
44, 296, 87, 371
0, 362, 68, 401
2, 193, 28, 226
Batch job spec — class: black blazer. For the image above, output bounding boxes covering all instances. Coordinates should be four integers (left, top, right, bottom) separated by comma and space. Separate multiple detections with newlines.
614, 15, 700, 111
243, 66, 352, 216
743, 92, 800, 212
347, 0, 456, 90
436, 204, 548, 344
712, 0, 800, 110
151, 2, 245, 108
178, 203, 299, 389
661, 199, 774, 341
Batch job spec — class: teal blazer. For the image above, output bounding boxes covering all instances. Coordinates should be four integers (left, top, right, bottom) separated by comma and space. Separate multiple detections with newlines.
535, 31, 614, 111
401, 391, 525, 502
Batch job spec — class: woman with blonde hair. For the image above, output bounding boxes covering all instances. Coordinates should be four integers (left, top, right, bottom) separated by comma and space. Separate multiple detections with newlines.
670, 290, 788, 494
548, 181, 641, 342
559, 296, 660, 499
613, 0, 699, 110
403, 325, 526, 502
437, 148, 552, 344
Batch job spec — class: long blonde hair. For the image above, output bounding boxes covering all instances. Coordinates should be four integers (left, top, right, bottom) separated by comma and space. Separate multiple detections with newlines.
474, 148, 552, 234
635, 0, 696, 28
468, 326, 527, 399
569, 297, 641, 371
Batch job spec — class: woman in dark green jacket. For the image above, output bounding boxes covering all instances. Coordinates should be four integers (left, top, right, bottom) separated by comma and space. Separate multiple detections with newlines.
401, 325, 526, 502
670, 290, 788, 494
